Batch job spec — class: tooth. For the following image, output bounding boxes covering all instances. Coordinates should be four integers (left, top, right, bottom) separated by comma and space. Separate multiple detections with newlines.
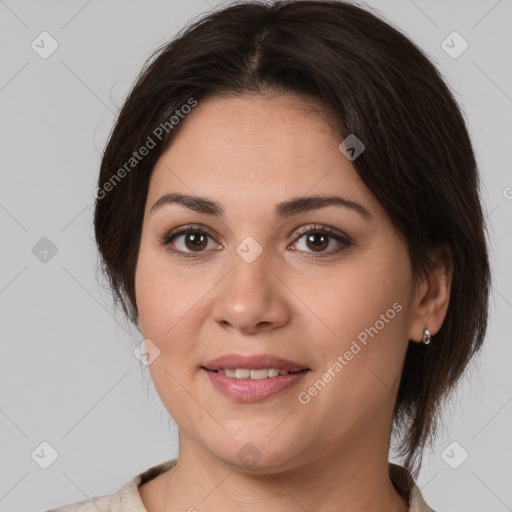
220, 368, 294, 379
250, 369, 269, 380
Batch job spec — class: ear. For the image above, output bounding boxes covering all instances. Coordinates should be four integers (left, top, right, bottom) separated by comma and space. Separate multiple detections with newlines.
408, 245, 453, 343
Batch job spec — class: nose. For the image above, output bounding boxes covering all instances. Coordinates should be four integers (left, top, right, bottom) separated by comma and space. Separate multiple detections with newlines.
211, 245, 291, 335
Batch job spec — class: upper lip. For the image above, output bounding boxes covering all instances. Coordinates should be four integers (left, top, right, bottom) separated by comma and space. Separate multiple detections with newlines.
202, 354, 310, 372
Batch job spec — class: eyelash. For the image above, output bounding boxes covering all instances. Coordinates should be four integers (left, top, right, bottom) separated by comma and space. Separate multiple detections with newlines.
157, 223, 352, 260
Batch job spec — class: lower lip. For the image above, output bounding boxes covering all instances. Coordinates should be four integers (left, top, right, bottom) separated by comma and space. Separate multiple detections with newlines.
203, 368, 309, 403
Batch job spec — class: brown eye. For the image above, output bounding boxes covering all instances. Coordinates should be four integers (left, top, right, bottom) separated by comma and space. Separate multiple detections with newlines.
160, 226, 218, 257
292, 224, 352, 257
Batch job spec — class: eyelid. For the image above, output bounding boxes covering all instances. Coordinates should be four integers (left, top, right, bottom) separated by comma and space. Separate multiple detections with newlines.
292, 223, 353, 244
160, 223, 216, 243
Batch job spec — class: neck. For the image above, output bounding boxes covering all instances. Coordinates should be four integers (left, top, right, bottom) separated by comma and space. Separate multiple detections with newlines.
150, 432, 409, 512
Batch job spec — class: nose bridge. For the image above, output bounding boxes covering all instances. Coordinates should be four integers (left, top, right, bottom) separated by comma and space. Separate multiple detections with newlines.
232, 235, 271, 291
211, 234, 289, 333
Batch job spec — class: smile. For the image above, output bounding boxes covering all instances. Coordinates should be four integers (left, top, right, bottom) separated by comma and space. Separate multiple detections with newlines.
212, 368, 299, 379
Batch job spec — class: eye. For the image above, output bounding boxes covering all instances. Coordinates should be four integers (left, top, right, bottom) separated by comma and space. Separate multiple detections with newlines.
290, 224, 352, 258
158, 225, 220, 258
157, 223, 352, 259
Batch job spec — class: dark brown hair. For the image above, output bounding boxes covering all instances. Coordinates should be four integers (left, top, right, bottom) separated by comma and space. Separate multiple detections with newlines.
94, 0, 490, 476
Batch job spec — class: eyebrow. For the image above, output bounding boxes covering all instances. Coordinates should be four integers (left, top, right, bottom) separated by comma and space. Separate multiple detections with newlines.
150, 192, 372, 219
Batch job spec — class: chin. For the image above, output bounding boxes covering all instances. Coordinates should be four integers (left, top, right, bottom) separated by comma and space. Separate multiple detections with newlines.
204, 436, 306, 474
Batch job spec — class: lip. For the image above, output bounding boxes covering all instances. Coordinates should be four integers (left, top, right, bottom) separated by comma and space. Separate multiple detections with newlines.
202, 353, 309, 372
203, 368, 310, 403
201, 353, 311, 403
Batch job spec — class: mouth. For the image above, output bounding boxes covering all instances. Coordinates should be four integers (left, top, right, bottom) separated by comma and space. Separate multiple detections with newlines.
201, 353, 311, 402
202, 353, 310, 373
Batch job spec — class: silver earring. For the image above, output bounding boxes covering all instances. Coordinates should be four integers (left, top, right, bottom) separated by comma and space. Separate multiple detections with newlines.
422, 328, 431, 345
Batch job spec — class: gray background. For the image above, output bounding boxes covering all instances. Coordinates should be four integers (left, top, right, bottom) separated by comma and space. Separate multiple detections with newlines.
0, 1, 510, 510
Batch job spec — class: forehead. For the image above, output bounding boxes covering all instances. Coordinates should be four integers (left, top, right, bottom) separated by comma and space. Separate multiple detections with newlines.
146, 93, 379, 218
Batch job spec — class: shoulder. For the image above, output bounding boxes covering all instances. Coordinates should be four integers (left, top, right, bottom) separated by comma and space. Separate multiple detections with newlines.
389, 463, 437, 512
46, 459, 178, 512
45, 493, 112, 511
409, 484, 437, 512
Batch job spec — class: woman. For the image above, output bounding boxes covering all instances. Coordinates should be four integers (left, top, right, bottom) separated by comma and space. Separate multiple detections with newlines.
50, 1, 490, 510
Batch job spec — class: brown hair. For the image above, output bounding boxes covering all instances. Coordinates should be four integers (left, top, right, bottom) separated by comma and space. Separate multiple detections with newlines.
94, 0, 490, 476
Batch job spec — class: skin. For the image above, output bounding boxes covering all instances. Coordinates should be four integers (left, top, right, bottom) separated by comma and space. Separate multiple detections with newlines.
134, 92, 452, 511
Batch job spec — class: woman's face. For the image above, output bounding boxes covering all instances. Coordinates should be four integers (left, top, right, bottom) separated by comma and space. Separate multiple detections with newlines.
135, 93, 420, 471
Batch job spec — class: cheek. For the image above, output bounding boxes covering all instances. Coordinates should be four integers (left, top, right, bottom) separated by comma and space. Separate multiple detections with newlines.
310, 255, 412, 412
135, 244, 199, 339
134, 245, 219, 383
135, 249, 204, 426
306, 248, 411, 339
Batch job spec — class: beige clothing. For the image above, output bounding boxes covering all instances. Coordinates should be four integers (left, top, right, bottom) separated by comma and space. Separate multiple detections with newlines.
47, 458, 435, 511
